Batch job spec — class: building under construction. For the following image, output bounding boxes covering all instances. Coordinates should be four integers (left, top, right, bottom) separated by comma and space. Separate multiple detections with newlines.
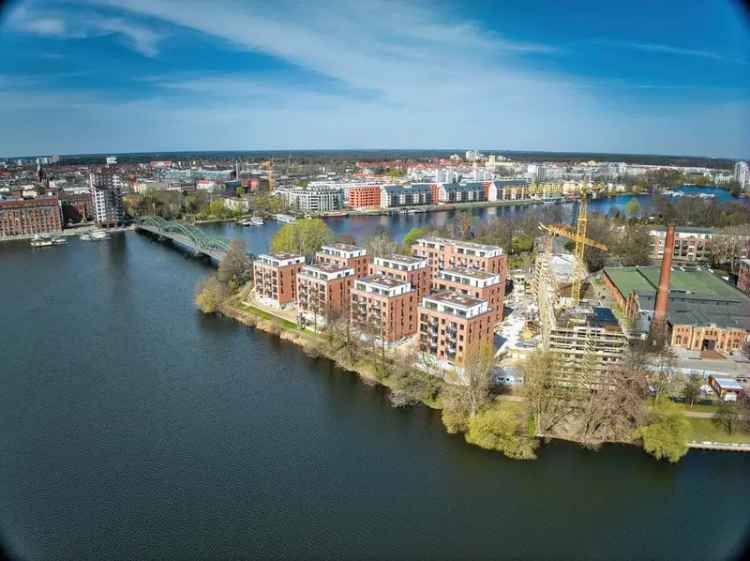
533, 247, 629, 385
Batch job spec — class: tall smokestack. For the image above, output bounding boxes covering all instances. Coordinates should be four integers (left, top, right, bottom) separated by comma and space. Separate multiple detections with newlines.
653, 225, 675, 327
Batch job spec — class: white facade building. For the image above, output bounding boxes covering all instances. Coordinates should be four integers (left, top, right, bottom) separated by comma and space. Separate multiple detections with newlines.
89, 172, 124, 226
735, 161, 749, 190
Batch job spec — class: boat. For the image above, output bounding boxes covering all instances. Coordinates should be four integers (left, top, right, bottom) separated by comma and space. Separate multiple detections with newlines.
274, 214, 297, 224
80, 230, 109, 241
52, 237, 67, 245
30, 237, 54, 247
250, 217, 264, 225
236, 219, 253, 226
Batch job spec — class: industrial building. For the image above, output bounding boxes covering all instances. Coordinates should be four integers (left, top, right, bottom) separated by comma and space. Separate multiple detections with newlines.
603, 265, 750, 353
648, 226, 750, 263
0, 196, 63, 239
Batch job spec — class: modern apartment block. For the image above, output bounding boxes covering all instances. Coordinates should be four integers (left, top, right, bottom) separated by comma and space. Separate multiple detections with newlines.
411, 237, 507, 276
89, 171, 124, 226
278, 187, 344, 213
350, 275, 418, 343
432, 268, 505, 322
369, 254, 432, 299
315, 243, 370, 278
345, 184, 383, 209
253, 253, 305, 308
296, 264, 355, 329
0, 196, 63, 240
418, 291, 495, 381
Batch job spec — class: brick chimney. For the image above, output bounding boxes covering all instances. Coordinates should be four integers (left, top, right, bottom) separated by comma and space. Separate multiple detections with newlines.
653, 225, 675, 326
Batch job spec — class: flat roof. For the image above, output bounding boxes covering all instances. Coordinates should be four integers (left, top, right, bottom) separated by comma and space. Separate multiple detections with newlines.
379, 253, 427, 265
441, 267, 498, 280
604, 266, 750, 330
424, 290, 485, 308
711, 377, 744, 390
322, 243, 363, 252
303, 264, 352, 274
417, 237, 502, 253
358, 274, 410, 289
604, 266, 747, 302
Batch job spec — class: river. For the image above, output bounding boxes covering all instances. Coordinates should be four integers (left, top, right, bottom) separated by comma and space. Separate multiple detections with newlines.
1, 190, 749, 561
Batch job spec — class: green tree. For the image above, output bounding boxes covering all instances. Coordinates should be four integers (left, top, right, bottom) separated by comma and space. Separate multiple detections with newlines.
465, 407, 538, 460
614, 224, 653, 266
194, 275, 227, 314
638, 397, 690, 463
401, 226, 430, 249
714, 401, 740, 434
271, 218, 334, 258
625, 198, 640, 219
217, 239, 253, 293
682, 374, 702, 408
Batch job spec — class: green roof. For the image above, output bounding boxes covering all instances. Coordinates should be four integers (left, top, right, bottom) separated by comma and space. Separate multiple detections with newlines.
604, 266, 746, 302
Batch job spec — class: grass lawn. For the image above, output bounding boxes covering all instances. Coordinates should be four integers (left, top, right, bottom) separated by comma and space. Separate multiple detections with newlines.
673, 402, 721, 415
238, 302, 299, 330
687, 418, 750, 444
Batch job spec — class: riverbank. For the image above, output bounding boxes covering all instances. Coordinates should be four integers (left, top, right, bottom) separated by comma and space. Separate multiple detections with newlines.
218, 295, 750, 458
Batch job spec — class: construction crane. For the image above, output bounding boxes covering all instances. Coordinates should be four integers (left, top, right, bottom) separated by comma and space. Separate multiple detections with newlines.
539, 185, 608, 304
262, 159, 274, 192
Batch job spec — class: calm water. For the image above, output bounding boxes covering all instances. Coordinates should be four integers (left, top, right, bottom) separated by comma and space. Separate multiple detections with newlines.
203, 187, 744, 252
2, 192, 750, 561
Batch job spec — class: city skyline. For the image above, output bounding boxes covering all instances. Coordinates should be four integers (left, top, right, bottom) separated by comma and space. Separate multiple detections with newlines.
1, 0, 749, 158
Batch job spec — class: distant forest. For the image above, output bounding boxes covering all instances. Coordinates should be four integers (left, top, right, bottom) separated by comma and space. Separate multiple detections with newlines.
53, 149, 737, 169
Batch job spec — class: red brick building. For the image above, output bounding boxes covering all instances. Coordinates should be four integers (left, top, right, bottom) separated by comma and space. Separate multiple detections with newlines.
369, 254, 432, 300
296, 264, 355, 329
411, 237, 507, 276
60, 192, 93, 223
345, 185, 382, 209
418, 291, 495, 382
0, 196, 63, 240
253, 253, 305, 308
432, 268, 505, 322
315, 243, 370, 278
350, 275, 418, 343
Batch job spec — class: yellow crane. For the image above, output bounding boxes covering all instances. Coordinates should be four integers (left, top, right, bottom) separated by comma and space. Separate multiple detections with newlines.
262, 159, 274, 192
539, 185, 608, 303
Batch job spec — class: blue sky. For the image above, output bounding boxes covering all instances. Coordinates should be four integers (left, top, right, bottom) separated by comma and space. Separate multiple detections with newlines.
1, 0, 749, 158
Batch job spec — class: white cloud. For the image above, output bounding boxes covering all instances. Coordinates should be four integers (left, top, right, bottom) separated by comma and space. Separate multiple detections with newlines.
599, 40, 746, 65
7, 4, 164, 57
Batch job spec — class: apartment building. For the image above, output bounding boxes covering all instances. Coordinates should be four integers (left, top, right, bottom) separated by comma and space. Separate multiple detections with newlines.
296, 264, 354, 329
649, 226, 750, 263
432, 268, 505, 322
350, 275, 418, 343
315, 243, 370, 278
0, 196, 63, 239
411, 237, 507, 275
278, 187, 344, 213
345, 184, 383, 209
89, 171, 124, 226
369, 254, 432, 299
253, 253, 305, 308
418, 291, 495, 381
380, 184, 432, 208
434, 182, 485, 204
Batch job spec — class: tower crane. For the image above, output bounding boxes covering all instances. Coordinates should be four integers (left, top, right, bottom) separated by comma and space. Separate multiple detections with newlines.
262, 159, 274, 192
539, 185, 608, 304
